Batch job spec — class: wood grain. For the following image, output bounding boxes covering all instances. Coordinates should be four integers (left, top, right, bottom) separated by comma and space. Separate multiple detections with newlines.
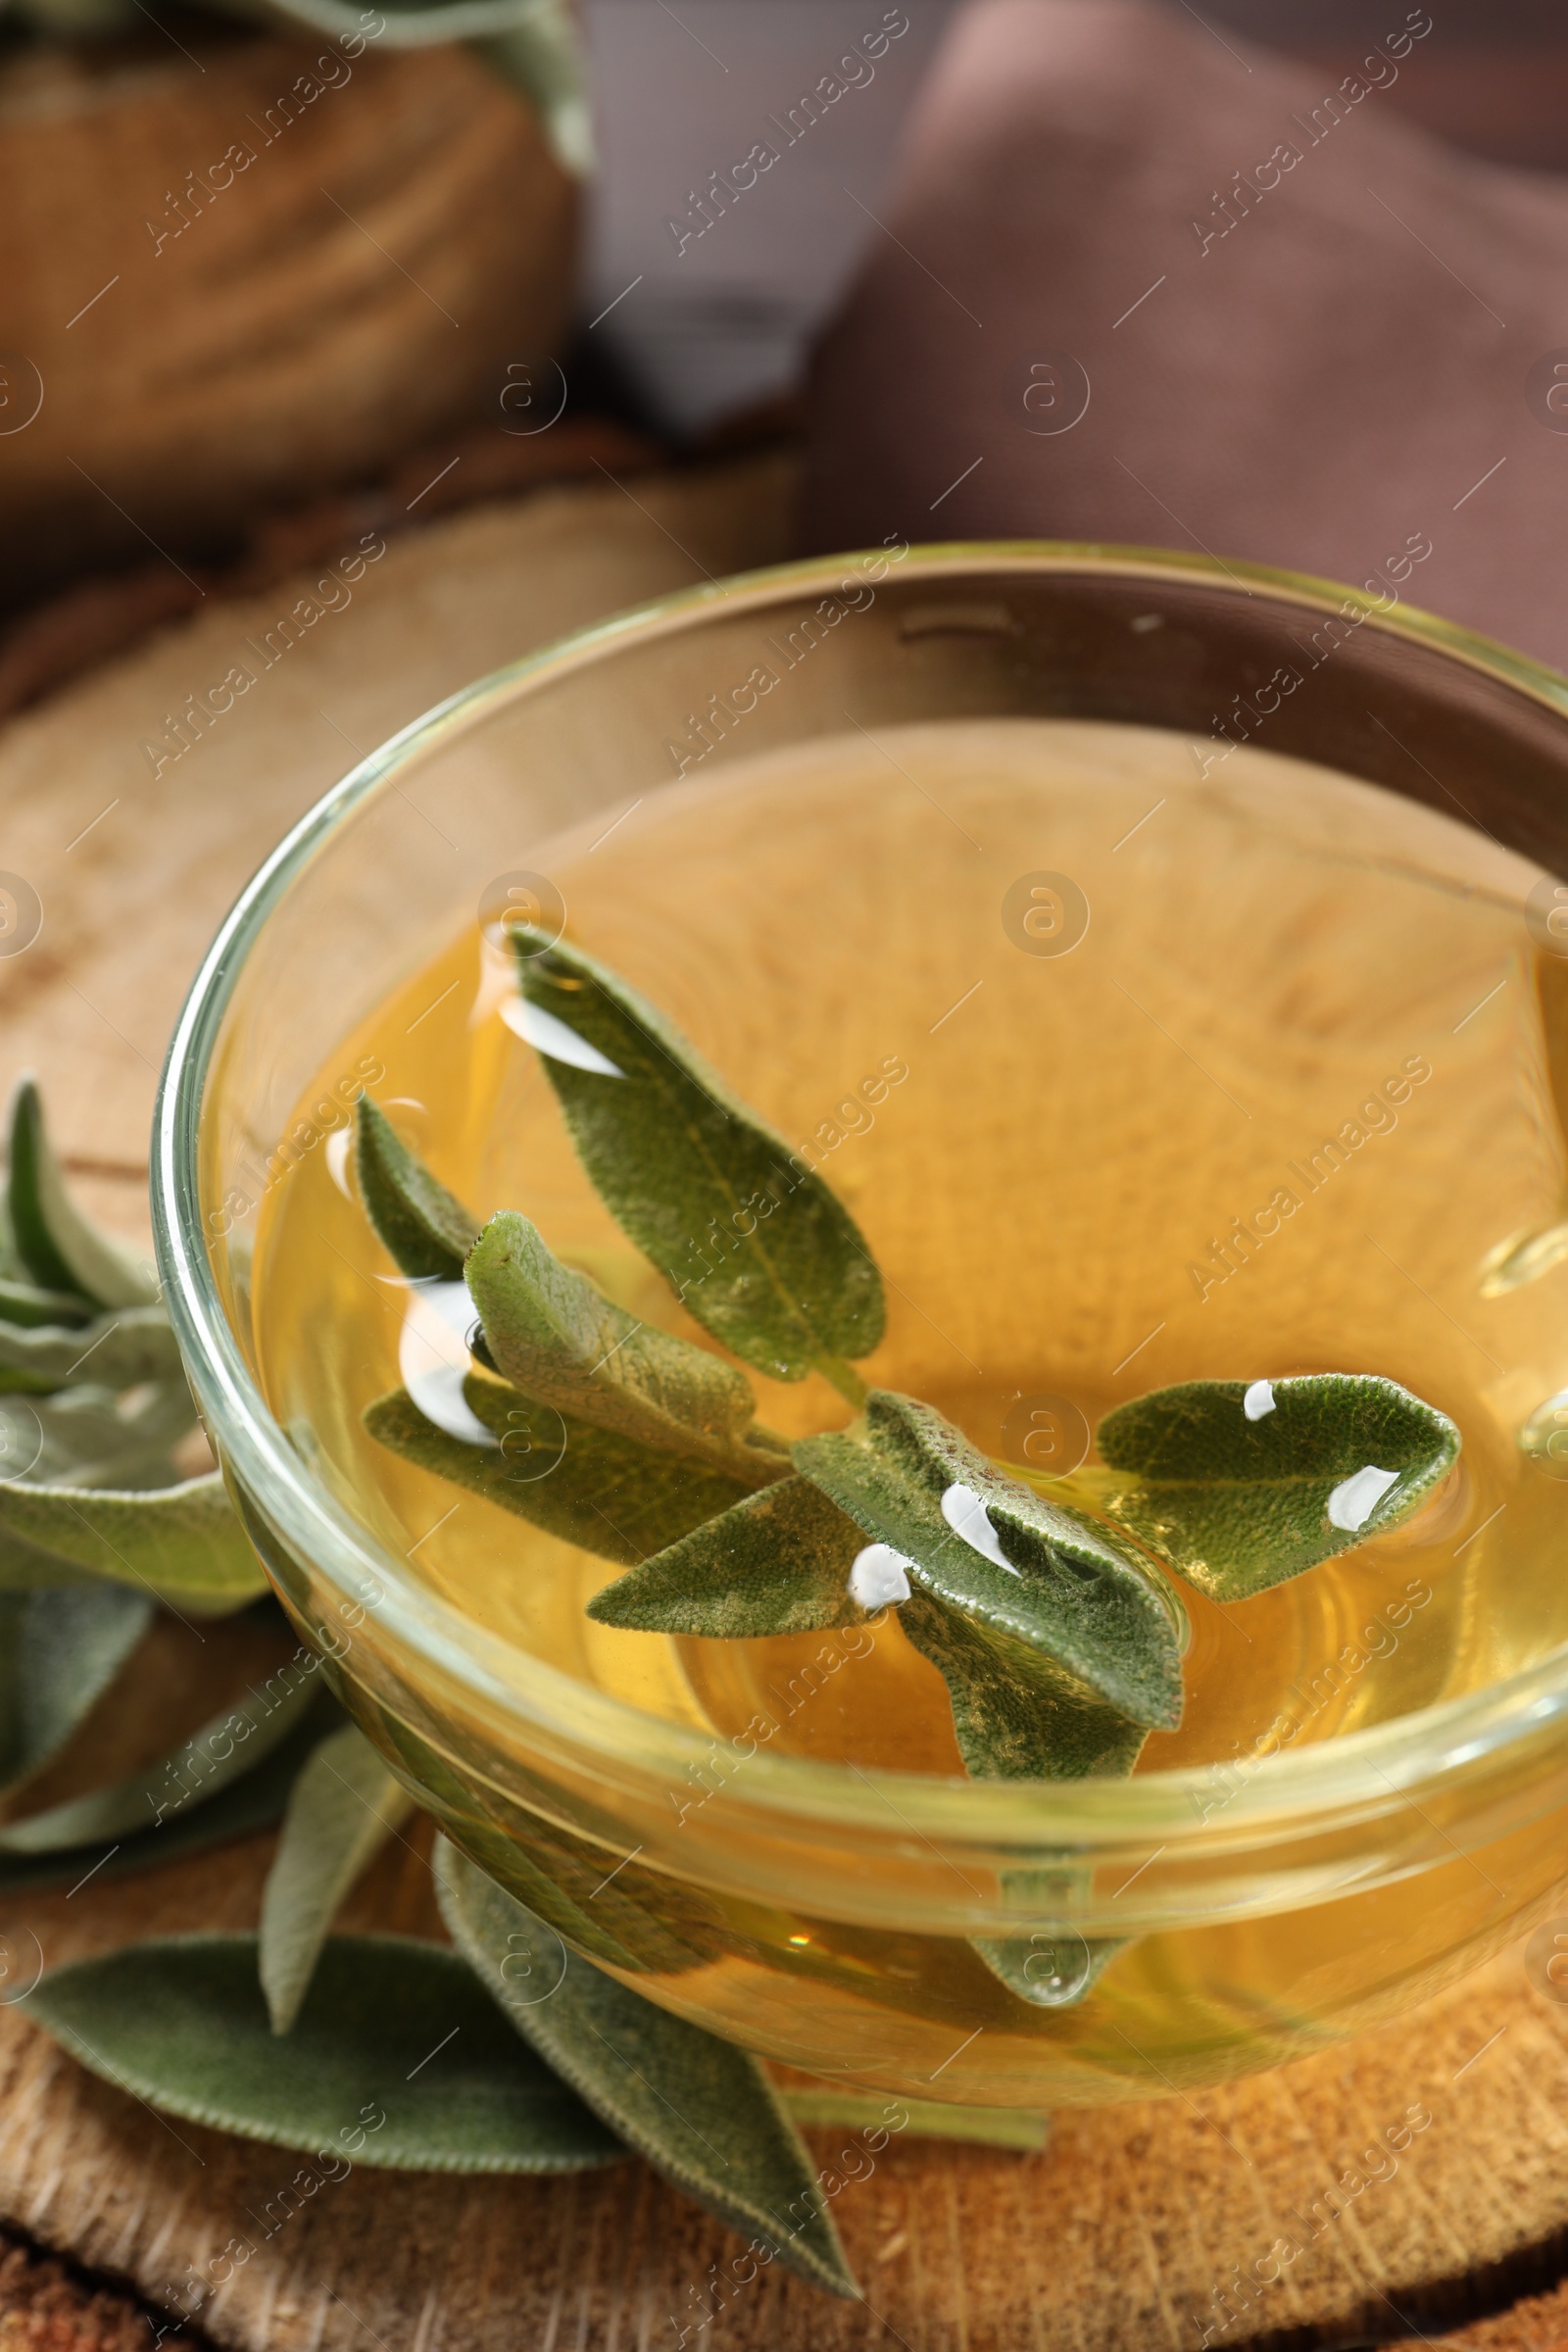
0, 454, 1565, 2352
0, 30, 575, 581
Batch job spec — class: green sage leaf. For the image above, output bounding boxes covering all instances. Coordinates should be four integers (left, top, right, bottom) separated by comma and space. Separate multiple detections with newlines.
588, 1477, 864, 1638
0, 1306, 184, 1391
0, 1654, 321, 1854
466, 1210, 782, 1478
433, 1806, 719, 1980
1096, 1373, 1461, 1601
969, 1866, 1128, 2010
260, 1724, 416, 2034
4, 1382, 195, 1492
0, 1584, 153, 1795
364, 1376, 758, 1567
0, 1279, 92, 1332
0, 1688, 341, 1895
795, 1392, 1183, 1737
7, 1079, 159, 1309
0, 1471, 269, 1610
355, 1098, 477, 1283
24, 1934, 625, 2174
972, 1932, 1126, 2010
508, 928, 884, 1382
435, 1835, 859, 2296
901, 1589, 1150, 1779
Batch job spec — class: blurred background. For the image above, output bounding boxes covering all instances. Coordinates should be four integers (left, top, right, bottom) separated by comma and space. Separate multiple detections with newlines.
2, 0, 1565, 706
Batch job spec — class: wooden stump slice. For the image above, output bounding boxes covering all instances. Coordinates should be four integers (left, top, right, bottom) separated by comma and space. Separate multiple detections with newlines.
0, 28, 576, 579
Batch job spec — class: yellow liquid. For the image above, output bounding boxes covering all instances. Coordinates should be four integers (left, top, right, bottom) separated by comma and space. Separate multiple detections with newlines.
253, 718, 1568, 2101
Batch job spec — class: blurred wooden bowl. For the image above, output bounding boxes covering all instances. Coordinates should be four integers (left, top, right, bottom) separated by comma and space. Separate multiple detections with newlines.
0, 28, 577, 580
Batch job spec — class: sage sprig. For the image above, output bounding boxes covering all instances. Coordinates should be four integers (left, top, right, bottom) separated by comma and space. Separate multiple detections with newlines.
360, 933, 1457, 1776
793, 1391, 1183, 1769
7, 1064, 1037, 2280
354, 925, 1461, 2012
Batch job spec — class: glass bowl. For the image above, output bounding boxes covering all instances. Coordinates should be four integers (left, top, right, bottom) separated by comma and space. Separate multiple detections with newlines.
152, 544, 1568, 2110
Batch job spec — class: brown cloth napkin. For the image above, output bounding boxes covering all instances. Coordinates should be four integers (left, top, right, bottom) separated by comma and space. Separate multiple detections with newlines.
801, 0, 1568, 670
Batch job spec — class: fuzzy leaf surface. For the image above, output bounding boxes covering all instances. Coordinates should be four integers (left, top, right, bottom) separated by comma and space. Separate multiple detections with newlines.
588, 1476, 864, 1638
509, 928, 884, 1380
364, 1377, 757, 1566
795, 1392, 1182, 1735
466, 1210, 776, 1477
355, 1098, 478, 1282
260, 1724, 416, 2034
900, 1591, 1150, 1779
25, 1935, 624, 2173
0, 1306, 184, 1390
0, 1584, 152, 1796
7, 1080, 159, 1308
2, 1383, 196, 1492
1096, 1373, 1461, 1600
435, 1836, 858, 2295
0, 1471, 268, 1609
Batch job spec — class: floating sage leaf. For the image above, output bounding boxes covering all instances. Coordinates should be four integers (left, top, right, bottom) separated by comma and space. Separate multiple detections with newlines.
588, 1477, 864, 1638
972, 1931, 1126, 2010
795, 1392, 1183, 1740
0, 1584, 153, 1795
260, 1723, 416, 2034
780, 2089, 1049, 2151
365, 1377, 758, 1567
968, 1867, 1127, 2011
435, 1834, 859, 2295
900, 1590, 1151, 1779
508, 928, 884, 1384
7, 1079, 159, 1309
0, 1689, 341, 1895
355, 1097, 478, 1283
1096, 1373, 1462, 1601
0, 1657, 321, 1854
25, 1934, 625, 2174
0, 1471, 269, 1610
466, 1210, 780, 1479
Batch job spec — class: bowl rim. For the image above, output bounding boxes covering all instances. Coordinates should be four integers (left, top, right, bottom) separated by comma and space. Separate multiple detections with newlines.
151, 536, 1568, 1851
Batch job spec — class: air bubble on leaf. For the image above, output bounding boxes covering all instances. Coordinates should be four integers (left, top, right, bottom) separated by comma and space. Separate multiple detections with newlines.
399, 1286, 498, 1449
1019, 1932, 1093, 2006
940, 1482, 1019, 1576
849, 1543, 911, 1609
1243, 1380, 1276, 1421
1326, 1463, 1399, 1532
501, 996, 624, 1077
325, 1129, 353, 1198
